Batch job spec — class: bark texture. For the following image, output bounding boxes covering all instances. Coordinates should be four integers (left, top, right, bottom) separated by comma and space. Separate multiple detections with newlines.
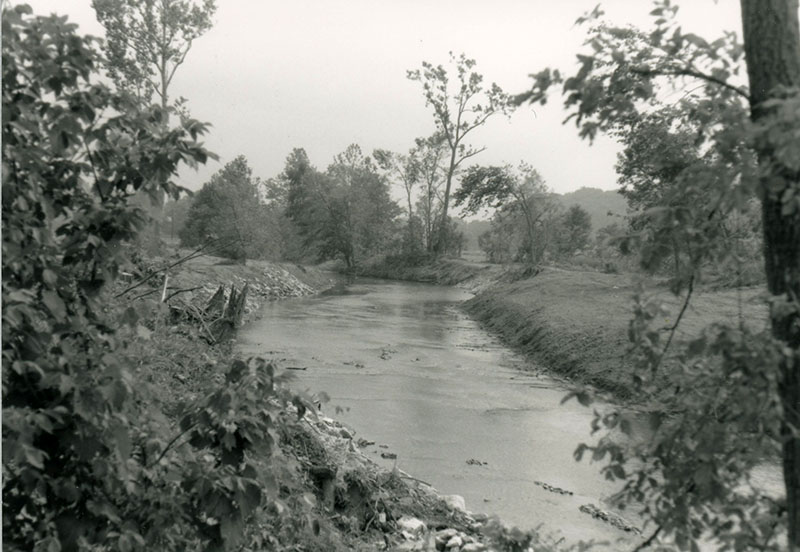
740, 0, 800, 547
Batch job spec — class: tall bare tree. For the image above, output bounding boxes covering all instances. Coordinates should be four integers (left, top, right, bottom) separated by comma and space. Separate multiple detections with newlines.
408, 52, 511, 254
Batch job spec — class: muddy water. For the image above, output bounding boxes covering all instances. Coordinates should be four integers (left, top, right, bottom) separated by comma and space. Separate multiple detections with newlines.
237, 278, 641, 547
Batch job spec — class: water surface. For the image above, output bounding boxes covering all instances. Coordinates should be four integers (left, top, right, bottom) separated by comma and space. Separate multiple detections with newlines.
238, 278, 644, 547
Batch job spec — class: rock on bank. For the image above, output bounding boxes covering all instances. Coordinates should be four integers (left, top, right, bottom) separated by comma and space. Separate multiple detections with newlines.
164, 254, 338, 320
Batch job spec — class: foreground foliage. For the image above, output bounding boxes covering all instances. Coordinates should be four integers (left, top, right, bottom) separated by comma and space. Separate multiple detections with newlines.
519, 1, 800, 549
0, 8, 325, 551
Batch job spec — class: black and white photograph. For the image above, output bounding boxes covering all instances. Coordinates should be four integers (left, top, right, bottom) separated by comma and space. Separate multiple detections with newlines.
3, 1, 799, 550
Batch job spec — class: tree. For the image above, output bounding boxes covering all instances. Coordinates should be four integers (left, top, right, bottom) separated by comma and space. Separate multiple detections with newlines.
595, 221, 627, 271
518, 1, 800, 548
373, 148, 419, 222
557, 204, 592, 257
282, 147, 314, 224
162, 195, 192, 241
327, 145, 402, 265
283, 145, 401, 268
373, 147, 423, 253
414, 134, 448, 253
259, 176, 307, 261
614, 105, 761, 279
408, 52, 511, 254
2, 6, 215, 548
455, 163, 557, 264
740, 3, 800, 546
478, 222, 514, 263
180, 155, 274, 261
93, 0, 216, 245
615, 108, 701, 209
92, 0, 216, 115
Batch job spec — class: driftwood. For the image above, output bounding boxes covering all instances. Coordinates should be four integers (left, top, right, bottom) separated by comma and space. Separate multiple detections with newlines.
169, 283, 249, 344
208, 283, 248, 343
205, 285, 226, 317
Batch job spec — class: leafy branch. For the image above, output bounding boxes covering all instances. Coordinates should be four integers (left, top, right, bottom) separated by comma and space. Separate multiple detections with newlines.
630, 66, 749, 101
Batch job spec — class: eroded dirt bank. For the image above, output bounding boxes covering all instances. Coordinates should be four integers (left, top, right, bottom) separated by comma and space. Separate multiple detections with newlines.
464, 268, 768, 399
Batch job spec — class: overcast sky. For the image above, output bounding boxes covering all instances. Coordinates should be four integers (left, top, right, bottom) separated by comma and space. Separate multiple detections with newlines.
26, 0, 744, 195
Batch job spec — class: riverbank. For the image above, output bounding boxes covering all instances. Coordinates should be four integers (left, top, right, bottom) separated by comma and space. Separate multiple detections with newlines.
355, 254, 521, 293
133, 251, 548, 551
464, 267, 768, 399
354, 255, 769, 401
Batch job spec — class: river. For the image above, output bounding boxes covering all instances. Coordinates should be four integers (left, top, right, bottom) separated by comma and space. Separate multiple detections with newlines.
238, 277, 646, 547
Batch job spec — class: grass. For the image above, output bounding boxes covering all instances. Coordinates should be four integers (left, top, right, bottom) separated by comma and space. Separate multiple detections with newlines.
464, 267, 769, 400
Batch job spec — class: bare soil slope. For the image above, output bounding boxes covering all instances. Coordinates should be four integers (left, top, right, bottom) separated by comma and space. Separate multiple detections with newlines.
465, 268, 768, 399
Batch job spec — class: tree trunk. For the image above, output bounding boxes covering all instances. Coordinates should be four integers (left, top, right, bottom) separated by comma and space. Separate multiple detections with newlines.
425, 187, 434, 252
436, 149, 458, 254
521, 204, 537, 265
159, 0, 170, 120
406, 190, 416, 249
740, 1, 800, 547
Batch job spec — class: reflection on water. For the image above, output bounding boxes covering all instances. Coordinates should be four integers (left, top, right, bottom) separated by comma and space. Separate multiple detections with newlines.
236, 277, 782, 548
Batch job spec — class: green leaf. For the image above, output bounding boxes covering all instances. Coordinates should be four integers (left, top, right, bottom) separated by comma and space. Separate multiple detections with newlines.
235, 482, 261, 517
42, 268, 58, 287
23, 444, 47, 469
42, 290, 67, 320
219, 513, 244, 548
112, 423, 132, 460
227, 359, 247, 383
684, 33, 709, 49
118, 534, 132, 552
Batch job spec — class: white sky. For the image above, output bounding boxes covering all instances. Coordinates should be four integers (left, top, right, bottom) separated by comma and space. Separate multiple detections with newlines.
25, 0, 744, 194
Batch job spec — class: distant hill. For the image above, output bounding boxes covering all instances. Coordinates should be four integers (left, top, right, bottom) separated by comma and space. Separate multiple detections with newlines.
556, 187, 627, 233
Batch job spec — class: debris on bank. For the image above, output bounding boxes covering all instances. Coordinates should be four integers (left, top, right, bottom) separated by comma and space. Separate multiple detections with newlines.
534, 481, 573, 497
292, 412, 535, 552
156, 254, 336, 325
578, 504, 641, 535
